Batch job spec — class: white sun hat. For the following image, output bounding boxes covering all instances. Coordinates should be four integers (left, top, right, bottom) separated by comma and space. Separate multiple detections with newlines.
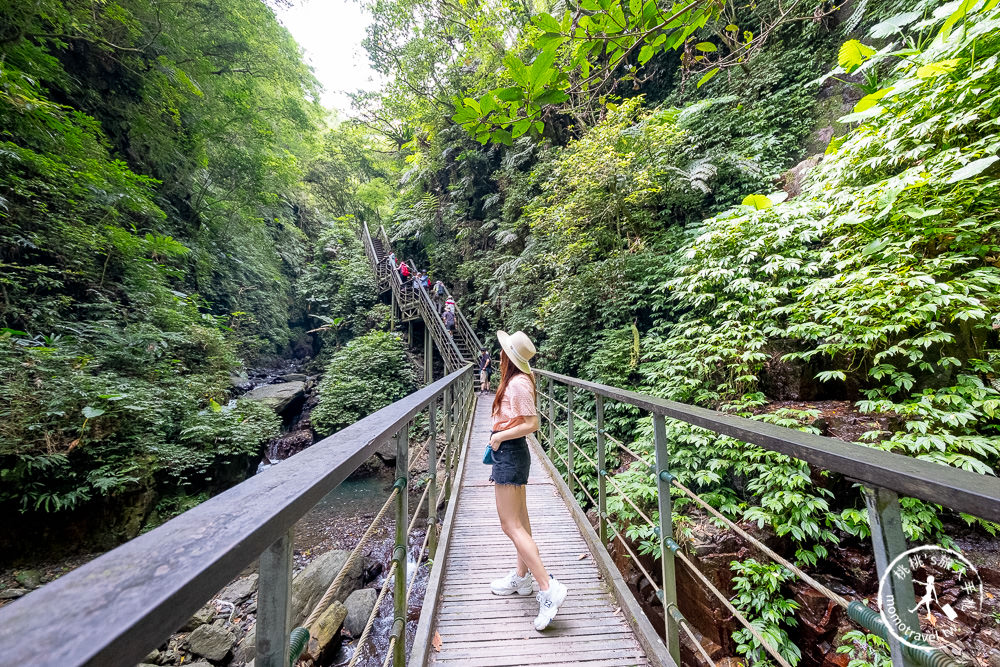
496, 330, 536, 375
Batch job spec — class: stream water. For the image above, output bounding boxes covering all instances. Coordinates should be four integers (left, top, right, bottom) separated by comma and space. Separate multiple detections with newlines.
248, 366, 430, 667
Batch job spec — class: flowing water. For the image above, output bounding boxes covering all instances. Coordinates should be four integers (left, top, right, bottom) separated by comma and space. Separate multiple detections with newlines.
290, 472, 431, 667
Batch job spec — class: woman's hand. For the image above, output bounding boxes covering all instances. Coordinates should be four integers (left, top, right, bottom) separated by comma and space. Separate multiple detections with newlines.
489, 431, 504, 450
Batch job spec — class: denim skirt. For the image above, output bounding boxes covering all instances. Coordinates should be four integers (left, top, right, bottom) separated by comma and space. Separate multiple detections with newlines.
489, 435, 530, 485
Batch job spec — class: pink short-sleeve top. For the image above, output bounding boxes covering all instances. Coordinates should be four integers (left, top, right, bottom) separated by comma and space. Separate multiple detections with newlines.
492, 374, 537, 432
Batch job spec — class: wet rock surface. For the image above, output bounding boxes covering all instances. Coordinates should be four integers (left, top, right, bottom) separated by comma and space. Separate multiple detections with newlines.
219, 574, 258, 604
186, 623, 236, 661
344, 588, 379, 637
245, 380, 306, 415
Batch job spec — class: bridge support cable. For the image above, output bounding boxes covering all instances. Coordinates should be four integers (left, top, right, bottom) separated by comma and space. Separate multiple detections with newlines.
533, 369, 982, 667
296, 425, 448, 635
339, 396, 469, 666
542, 406, 710, 664
672, 547, 794, 667
348, 560, 397, 667
545, 390, 646, 461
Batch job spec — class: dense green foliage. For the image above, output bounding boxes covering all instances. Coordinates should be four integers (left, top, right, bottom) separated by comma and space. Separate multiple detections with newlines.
0, 1, 391, 527
3, 0, 999, 660
353, 0, 999, 661
311, 331, 417, 435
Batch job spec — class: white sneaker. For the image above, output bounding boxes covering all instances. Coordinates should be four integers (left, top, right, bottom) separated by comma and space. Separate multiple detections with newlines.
490, 569, 533, 596
533, 576, 568, 630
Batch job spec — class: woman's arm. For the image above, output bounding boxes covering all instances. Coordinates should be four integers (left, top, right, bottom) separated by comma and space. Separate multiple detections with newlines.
490, 415, 540, 449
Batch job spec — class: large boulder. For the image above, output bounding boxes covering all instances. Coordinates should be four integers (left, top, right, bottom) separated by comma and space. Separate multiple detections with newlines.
218, 573, 258, 603
373, 439, 398, 463
290, 550, 364, 627
343, 588, 378, 637
232, 550, 363, 665
186, 623, 236, 662
244, 381, 305, 415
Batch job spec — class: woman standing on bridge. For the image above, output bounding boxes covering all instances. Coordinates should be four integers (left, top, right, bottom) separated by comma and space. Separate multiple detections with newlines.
488, 330, 568, 631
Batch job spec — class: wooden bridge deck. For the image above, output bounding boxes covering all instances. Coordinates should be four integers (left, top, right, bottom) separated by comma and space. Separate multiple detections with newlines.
423, 395, 654, 667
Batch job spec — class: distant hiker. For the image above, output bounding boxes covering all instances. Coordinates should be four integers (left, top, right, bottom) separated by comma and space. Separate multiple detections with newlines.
443, 306, 456, 337
434, 280, 447, 312
478, 347, 493, 394
413, 271, 424, 290
386, 251, 396, 270
425, 274, 432, 290
445, 296, 456, 312
399, 261, 410, 282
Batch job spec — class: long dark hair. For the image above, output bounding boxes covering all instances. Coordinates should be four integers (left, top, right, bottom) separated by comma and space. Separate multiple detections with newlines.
492, 350, 536, 415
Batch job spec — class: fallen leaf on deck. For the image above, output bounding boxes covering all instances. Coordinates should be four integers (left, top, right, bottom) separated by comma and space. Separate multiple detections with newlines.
577, 553, 588, 560
432, 630, 442, 651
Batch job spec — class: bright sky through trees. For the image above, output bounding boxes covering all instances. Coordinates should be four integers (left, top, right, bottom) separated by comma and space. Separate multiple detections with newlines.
275, 0, 381, 114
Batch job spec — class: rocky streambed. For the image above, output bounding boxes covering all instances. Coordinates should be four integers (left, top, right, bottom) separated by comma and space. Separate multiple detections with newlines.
0, 470, 435, 667
1, 358, 438, 667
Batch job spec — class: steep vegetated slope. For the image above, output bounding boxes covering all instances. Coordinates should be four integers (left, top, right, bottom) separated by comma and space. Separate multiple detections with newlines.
0, 1, 394, 556
359, 0, 1000, 662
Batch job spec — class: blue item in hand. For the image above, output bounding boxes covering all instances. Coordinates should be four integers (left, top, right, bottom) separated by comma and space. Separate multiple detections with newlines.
483, 444, 496, 465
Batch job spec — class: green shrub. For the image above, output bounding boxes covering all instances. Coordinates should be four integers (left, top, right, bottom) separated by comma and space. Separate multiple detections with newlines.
311, 331, 417, 435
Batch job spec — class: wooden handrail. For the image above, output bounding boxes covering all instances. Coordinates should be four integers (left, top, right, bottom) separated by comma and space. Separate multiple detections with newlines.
533, 368, 1000, 523
0, 367, 474, 667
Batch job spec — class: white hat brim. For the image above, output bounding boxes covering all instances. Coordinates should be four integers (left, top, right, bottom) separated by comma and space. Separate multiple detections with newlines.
497, 330, 533, 375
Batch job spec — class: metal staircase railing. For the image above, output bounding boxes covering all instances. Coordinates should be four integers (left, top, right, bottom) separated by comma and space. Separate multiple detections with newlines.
361, 222, 473, 372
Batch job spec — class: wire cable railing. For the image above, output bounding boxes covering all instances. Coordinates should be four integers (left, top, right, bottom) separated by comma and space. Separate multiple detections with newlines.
291, 372, 477, 667
533, 369, 994, 667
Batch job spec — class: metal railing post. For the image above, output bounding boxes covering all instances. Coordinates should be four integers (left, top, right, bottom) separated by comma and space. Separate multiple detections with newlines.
393, 426, 410, 667
566, 385, 575, 495
535, 375, 545, 428
596, 394, 607, 545
443, 387, 453, 499
257, 528, 293, 667
424, 326, 433, 384
653, 413, 680, 665
863, 487, 920, 667
547, 377, 555, 449
428, 398, 438, 556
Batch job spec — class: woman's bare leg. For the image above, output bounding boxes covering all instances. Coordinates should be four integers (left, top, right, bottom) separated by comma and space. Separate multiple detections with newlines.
514, 485, 533, 577
495, 484, 549, 591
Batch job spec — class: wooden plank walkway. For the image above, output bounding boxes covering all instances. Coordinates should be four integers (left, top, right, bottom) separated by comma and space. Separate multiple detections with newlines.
427, 395, 652, 667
